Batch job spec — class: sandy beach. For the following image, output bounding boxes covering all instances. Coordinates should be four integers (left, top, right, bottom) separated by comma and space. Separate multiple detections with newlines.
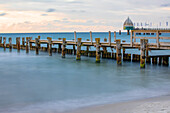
65, 95, 170, 113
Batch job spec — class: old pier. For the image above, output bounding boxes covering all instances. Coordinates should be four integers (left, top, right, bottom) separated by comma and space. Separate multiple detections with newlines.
0, 30, 170, 68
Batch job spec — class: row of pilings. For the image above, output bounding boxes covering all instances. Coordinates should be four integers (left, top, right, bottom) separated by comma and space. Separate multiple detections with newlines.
0, 37, 169, 68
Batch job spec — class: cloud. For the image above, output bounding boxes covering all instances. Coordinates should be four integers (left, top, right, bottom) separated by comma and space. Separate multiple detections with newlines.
160, 4, 170, 7
41, 14, 48, 16
46, 8, 56, 12
0, 13, 7, 16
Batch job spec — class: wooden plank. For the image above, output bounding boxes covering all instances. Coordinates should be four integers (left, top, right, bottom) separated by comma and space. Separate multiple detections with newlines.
160, 37, 170, 39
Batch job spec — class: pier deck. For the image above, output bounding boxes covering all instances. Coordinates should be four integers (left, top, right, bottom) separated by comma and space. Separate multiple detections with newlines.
0, 30, 170, 68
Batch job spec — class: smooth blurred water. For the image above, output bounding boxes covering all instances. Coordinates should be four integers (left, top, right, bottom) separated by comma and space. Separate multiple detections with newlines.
0, 32, 170, 113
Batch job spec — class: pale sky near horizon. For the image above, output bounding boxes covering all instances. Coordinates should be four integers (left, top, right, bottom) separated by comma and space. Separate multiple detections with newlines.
0, 0, 169, 33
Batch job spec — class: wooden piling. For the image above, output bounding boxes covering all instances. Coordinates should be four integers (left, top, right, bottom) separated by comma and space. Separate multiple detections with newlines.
26, 37, 29, 53
158, 57, 162, 65
47, 37, 52, 56
16, 37, 20, 52
62, 38, 66, 58
58, 44, 61, 53
116, 39, 121, 65
108, 31, 111, 45
122, 40, 126, 61
22, 37, 25, 47
86, 39, 90, 56
9, 38, 12, 52
76, 38, 81, 60
114, 31, 116, 42
74, 31, 77, 42
152, 57, 157, 65
29, 37, 32, 50
38, 36, 41, 48
127, 30, 130, 35
3, 37, 6, 51
163, 57, 169, 66
35, 38, 39, 55
90, 31, 93, 44
140, 39, 146, 68
95, 38, 100, 63
119, 30, 121, 35
0, 37, 2, 44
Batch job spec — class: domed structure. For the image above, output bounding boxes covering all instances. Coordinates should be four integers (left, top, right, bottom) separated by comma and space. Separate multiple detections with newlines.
123, 17, 134, 30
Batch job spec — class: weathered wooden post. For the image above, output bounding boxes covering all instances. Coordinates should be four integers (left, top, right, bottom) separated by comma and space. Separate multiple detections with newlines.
95, 38, 100, 63
9, 38, 12, 52
62, 38, 66, 58
86, 39, 90, 56
73, 45, 76, 55
16, 37, 20, 52
130, 31, 133, 47
122, 40, 126, 61
152, 57, 158, 65
47, 37, 52, 56
116, 39, 121, 65
76, 38, 82, 60
158, 57, 162, 65
114, 31, 116, 42
22, 37, 25, 47
29, 37, 32, 50
119, 30, 121, 35
127, 30, 130, 35
74, 31, 77, 42
26, 37, 29, 53
0, 37, 2, 44
35, 38, 39, 55
163, 56, 169, 66
108, 31, 111, 45
156, 31, 160, 48
3, 37, 6, 51
140, 39, 146, 68
38, 36, 41, 48
90, 31, 93, 44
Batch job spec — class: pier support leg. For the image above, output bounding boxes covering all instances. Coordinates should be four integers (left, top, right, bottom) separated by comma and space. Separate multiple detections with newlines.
38, 36, 41, 48
62, 38, 66, 58
163, 57, 169, 66
140, 39, 146, 68
26, 37, 29, 53
22, 37, 25, 48
158, 57, 162, 65
47, 37, 52, 56
58, 44, 61, 53
35, 38, 39, 55
29, 37, 32, 50
3, 37, 6, 51
127, 30, 130, 35
76, 38, 81, 60
0, 37, 2, 44
9, 38, 12, 52
73, 45, 76, 55
95, 38, 100, 63
116, 39, 121, 65
17, 37, 20, 52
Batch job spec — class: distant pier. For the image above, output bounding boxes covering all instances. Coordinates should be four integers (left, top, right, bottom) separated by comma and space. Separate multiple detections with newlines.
0, 29, 170, 68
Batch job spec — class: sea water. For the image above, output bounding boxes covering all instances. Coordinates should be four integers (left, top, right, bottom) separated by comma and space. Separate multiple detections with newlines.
0, 32, 170, 113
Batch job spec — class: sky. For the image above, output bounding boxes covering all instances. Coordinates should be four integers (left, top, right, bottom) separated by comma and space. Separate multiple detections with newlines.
0, 0, 169, 33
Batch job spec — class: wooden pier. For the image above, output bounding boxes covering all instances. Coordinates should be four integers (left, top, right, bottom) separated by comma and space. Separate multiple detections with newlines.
0, 30, 170, 68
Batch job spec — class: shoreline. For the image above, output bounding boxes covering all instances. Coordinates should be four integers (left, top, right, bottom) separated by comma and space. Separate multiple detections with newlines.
64, 95, 170, 113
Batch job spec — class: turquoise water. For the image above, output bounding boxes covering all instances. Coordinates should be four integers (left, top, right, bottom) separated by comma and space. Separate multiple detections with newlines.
0, 32, 170, 113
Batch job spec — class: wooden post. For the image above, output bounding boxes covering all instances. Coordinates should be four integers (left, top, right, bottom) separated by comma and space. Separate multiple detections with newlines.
22, 37, 25, 47
90, 31, 93, 44
62, 38, 66, 58
73, 45, 76, 55
26, 37, 29, 53
47, 37, 52, 56
152, 57, 157, 65
156, 31, 160, 48
114, 31, 116, 42
9, 38, 12, 52
140, 39, 146, 68
16, 37, 20, 52
119, 30, 121, 35
127, 30, 130, 35
130, 31, 133, 47
95, 38, 100, 63
108, 31, 111, 45
38, 36, 41, 48
163, 57, 169, 66
74, 31, 77, 42
134, 33, 136, 42
0, 37, 2, 44
58, 44, 61, 53
122, 40, 126, 61
158, 57, 162, 65
86, 39, 90, 56
116, 39, 121, 65
29, 37, 32, 50
3, 37, 6, 51
76, 38, 81, 60
35, 38, 39, 55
